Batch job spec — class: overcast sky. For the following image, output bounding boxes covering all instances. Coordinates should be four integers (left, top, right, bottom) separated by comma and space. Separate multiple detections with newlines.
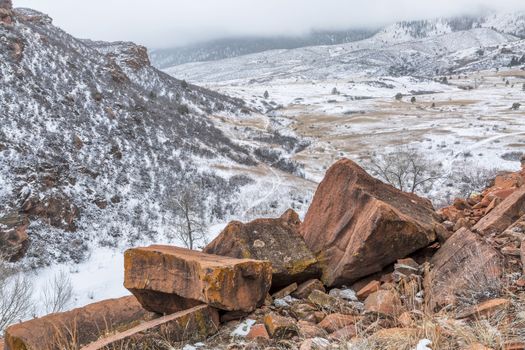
14, 0, 525, 49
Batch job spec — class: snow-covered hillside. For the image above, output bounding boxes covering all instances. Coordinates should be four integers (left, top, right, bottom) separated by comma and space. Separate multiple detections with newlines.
0, 8, 313, 268
167, 28, 520, 83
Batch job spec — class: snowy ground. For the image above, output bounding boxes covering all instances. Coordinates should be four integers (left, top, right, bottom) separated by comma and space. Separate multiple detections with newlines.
198, 69, 525, 186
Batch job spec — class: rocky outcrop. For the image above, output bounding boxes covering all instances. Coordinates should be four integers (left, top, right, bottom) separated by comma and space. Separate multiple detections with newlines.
85, 41, 151, 71
424, 228, 503, 310
204, 209, 320, 289
21, 195, 80, 232
4, 296, 153, 350
440, 170, 525, 233
473, 187, 525, 235
80, 305, 219, 349
300, 158, 443, 286
0, 0, 12, 24
0, 213, 29, 261
124, 245, 272, 313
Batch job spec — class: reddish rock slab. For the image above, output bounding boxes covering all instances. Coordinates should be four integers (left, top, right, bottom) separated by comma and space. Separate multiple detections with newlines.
356, 280, 381, 300
300, 159, 443, 286
328, 325, 357, 341
474, 187, 525, 235
124, 245, 271, 313
318, 313, 360, 333
292, 279, 325, 299
272, 283, 298, 300
4, 296, 153, 350
298, 321, 325, 338
264, 313, 299, 339
424, 228, 503, 310
456, 298, 509, 319
80, 305, 219, 350
364, 290, 402, 317
204, 209, 320, 289
246, 324, 270, 340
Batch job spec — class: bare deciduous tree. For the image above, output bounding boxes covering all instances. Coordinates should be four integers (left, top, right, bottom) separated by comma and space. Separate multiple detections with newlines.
367, 147, 442, 194
41, 270, 74, 314
170, 183, 208, 250
0, 259, 33, 333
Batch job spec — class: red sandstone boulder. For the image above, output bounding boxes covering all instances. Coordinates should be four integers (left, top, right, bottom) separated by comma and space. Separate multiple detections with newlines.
474, 187, 525, 235
124, 245, 272, 313
81, 305, 219, 349
300, 159, 443, 286
204, 209, 320, 289
424, 228, 503, 310
4, 296, 153, 350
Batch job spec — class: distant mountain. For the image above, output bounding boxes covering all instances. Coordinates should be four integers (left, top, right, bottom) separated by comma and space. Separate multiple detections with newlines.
166, 27, 520, 83
150, 29, 377, 68
374, 12, 525, 44
0, 7, 271, 266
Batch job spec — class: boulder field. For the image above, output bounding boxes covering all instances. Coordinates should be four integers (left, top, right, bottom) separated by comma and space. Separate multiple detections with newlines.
4, 158, 525, 349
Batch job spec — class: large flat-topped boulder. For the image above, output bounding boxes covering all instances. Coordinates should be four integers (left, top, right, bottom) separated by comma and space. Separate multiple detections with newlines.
424, 228, 503, 310
4, 296, 153, 350
474, 187, 525, 235
124, 245, 272, 313
81, 305, 219, 350
204, 209, 320, 289
300, 158, 443, 287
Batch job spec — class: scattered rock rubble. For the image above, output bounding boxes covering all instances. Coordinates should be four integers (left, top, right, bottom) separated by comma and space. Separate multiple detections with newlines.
4, 158, 525, 349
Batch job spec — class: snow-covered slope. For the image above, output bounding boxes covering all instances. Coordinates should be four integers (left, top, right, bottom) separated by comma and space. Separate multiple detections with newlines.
481, 12, 525, 38
166, 28, 519, 84
0, 8, 307, 267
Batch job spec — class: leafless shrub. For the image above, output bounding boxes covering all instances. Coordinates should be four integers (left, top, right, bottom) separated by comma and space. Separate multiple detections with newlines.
0, 258, 33, 333
41, 270, 74, 314
448, 160, 499, 198
366, 147, 442, 193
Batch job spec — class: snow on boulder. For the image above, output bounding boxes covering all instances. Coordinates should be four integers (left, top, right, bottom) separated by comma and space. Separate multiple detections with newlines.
124, 245, 272, 313
203, 209, 320, 289
300, 158, 444, 287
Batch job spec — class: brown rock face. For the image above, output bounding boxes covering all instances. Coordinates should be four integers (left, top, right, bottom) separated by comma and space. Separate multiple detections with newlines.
21, 195, 80, 232
474, 187, 525, 235
0, 213, 29, 261
4, 296, 153, 350
424, 228, 503, 310
300, 159, 442, 286
81, 305, 219, 350
124, 245, 272, 313
204, 209, 320, 289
